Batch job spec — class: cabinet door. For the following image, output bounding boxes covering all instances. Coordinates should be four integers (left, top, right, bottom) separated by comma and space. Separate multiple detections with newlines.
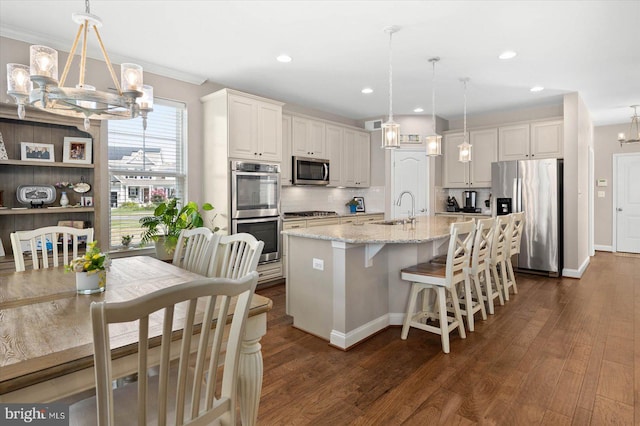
470, 128, 498, 187
354, 131, 370, 187
326, 124, 344, 187
443, 132, 468, 188
499, 124, 530, 161
228, 94, 257, 159
281, 115, 292, 185
531, 120, 563, 159
342, 129, 357, 187
309, 120, 326, 157
257, 101, 282, 162
291, 116, 310, 156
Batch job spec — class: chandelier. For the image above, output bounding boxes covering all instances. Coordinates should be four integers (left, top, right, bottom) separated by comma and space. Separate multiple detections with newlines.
617, 105, 640, 144
381, 26, 400, 149
6, 0, 153, 130
425, 57, 442, 156
458, 78, 472, 163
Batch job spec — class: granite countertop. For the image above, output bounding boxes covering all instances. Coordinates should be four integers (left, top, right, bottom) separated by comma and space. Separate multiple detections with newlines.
435, 211, 491, 216
283, 212, 384, 222
281, 215, 466, 244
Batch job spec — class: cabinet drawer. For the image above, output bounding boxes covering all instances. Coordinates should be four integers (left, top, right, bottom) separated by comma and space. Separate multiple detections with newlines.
257, 261, 283, 283
307, 218, 340, 227
283, 220, 307, 229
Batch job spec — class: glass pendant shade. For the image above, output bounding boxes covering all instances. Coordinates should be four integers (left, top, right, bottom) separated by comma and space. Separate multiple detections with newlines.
426, 135, 442, 156
7, 64, 31, 94
121, 63, 144, 92
382, 120, 400, 149
137, 85, 154, 111
458, 141, 472, 162
30, 45, 58, 80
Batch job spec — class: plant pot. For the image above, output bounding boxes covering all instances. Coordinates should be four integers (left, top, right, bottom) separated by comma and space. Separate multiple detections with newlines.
154, 236, 174, 261
76, 270, 106, 294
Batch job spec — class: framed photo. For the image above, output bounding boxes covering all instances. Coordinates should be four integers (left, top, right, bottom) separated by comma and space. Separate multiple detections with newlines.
21, 142, 55, 162
81, 196, 94, 207
63, 137, 92, 164
354, 196, 365, 212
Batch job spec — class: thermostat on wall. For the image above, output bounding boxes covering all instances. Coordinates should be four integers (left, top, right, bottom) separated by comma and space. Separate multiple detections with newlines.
596, 178, 608, 187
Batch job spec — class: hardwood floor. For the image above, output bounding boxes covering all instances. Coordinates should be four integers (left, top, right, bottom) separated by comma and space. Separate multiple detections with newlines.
255, 252, 639, 425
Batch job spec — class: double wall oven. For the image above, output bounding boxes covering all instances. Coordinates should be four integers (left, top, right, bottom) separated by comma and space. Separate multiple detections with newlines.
230, 161, 281, 264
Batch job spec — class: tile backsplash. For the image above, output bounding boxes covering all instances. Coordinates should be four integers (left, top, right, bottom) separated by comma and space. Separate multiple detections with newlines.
441, 188, 492, 214
281, 186, 386, 215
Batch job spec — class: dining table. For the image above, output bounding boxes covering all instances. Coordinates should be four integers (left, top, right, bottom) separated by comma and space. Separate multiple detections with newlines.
0, 255, 272, 425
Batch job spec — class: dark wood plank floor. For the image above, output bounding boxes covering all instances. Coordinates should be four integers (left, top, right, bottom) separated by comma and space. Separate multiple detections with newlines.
255, 252, 639, 425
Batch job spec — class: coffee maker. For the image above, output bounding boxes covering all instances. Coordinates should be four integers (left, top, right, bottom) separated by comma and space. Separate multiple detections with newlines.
462, 190, 478, 213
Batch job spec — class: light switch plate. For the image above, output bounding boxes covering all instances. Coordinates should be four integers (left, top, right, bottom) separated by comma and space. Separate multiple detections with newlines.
597, 178, 608, 187
598, 191, 605, 198
312, 258, 324, 271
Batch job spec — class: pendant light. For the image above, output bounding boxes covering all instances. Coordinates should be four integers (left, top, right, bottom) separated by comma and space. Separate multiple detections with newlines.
617, 105, 640, 144
425, 57, 442, 156
381, 26, 400, 149
458, 78, 472, 163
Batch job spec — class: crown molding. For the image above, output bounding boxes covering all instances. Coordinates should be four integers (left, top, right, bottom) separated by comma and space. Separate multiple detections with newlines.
1, 27, 208, 86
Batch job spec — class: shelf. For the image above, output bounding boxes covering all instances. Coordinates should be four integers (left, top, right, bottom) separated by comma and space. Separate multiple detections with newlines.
0, 160, 94, 169
0, 207, 94, 215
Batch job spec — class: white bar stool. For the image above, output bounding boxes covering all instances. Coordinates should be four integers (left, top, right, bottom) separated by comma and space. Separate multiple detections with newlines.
504, 211, 524, 298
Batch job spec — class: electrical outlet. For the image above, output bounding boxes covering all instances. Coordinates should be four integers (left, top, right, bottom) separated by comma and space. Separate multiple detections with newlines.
312, 258, 324, 271
598, 191, 605, 198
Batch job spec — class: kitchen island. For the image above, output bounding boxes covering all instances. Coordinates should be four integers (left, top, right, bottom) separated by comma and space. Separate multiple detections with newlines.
282, 216, 465, 350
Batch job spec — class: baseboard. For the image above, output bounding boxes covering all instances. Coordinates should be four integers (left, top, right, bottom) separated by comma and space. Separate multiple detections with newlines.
329, 314, 390, 350
594, 245, 613, 252
562, 256, 590, 278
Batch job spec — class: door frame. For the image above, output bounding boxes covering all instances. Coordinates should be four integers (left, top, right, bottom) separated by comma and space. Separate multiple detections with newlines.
612, 152, 640, 252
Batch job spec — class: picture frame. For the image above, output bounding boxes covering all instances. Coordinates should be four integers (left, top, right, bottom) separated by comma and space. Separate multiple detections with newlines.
63, 137, 92, 164
21, 142, 55, 162
354, 196, 365, 212
81, 196, 94, 207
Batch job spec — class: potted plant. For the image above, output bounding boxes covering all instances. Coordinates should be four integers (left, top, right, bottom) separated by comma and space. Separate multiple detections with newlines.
121, 234, 134, 248
66, 241, 110, 294
345, 198, 359, 214
139, 198, 214, 260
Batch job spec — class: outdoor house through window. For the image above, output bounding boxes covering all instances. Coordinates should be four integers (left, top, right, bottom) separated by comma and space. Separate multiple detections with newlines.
108, 99, 187, 250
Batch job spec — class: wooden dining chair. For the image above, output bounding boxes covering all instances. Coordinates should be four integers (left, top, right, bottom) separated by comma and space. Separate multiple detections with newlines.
400, 220, 474, 353
172, 227, 220, 276
208, 233, 264, 279
504, 211, 525, 299
88, 272, 259, 426
10, 226, 94, 272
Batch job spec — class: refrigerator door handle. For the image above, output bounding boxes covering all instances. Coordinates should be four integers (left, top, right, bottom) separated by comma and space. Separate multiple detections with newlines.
512, 178, 522, 212
517, 178, 522, 212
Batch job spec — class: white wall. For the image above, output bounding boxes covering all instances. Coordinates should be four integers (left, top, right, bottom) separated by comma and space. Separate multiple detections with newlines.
593, 123, 640, 249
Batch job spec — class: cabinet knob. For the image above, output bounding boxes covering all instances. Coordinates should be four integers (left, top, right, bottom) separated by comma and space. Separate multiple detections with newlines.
259, 153, 262, 156
531, 154, 535, 157
254, 152, 258, 155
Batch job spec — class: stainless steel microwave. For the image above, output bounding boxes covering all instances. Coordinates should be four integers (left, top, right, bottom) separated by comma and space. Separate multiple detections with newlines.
292, 156, 330, 185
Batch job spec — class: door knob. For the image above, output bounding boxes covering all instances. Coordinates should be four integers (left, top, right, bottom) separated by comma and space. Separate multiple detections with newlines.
617, 208, 623, 212
420, 209, 427, 212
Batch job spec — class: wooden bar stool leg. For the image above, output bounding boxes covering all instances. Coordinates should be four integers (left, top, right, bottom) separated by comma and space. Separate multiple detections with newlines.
436, 286, 450, 353
482, 268, 495, 314
491, 264, 505, 305
401, 284, 420, 340
448, 287, 466, 340
463, 276, 475, 332
507, 258, 519, 294
472, 275, 487, 321
500, 260, 510, 301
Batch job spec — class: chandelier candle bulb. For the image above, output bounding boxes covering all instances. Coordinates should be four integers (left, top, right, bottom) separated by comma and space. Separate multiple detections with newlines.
30, 45, 58, 80
121, 63, 143, 92
7, 64, 31, 94
137, 85, 154, 110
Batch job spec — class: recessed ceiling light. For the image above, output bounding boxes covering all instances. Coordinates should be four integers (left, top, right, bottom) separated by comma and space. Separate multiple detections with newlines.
530, 86, 544, 92
413, 107, 424, 113
498, 50, 517, 60
361, 87, 373, 94
276, 54, 292, 63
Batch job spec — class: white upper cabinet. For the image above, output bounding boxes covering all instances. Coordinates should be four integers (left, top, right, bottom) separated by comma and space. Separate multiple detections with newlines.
292, 116, 326, 158
469, 128, 498, 187
216, 90, 283, 162
443, 132, 469, 188
281, 114, 293, 185
353, 131, 371, 187
326, 124, 344, 187
530, 120, 563, 159
327, 127, 370, 188
499, 120, 563, 160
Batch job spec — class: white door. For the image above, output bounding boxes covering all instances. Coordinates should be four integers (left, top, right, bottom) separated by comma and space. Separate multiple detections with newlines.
392, 150, 428, 219
616, 153, 640, 253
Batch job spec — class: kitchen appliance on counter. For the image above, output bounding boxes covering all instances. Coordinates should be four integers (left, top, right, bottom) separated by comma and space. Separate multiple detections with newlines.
231, 161, 281, 263
292, 156, 330, 185
491, 159, 563, 276
446, 196, 460, 212
283, 210, 338, 218
462, 190, 480, 213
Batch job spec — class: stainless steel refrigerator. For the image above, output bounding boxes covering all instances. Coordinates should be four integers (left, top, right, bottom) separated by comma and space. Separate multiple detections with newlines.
491, 159, 563, 276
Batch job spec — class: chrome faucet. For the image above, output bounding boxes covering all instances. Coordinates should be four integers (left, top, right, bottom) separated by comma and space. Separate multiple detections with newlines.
396, 190, 416, 225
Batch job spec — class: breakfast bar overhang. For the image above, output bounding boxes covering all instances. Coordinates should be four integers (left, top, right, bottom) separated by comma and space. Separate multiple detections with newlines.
282, 216, 463, 350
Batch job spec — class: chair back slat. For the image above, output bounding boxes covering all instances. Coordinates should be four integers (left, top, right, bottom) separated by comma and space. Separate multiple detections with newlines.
491, 216, 511, 262
208, 233, 264, 279
173, 228, 218, 276
508, 212, 525, 256
471, 218, 495, 269
90, 272, 259, 426
10, 226, 94, 272
445, 220, 475, 285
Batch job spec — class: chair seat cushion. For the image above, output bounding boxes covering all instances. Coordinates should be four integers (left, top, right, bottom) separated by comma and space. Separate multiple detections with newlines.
401, 262, 446, 278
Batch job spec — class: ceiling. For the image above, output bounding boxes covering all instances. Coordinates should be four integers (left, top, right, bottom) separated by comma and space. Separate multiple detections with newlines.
1, 1, 638, 126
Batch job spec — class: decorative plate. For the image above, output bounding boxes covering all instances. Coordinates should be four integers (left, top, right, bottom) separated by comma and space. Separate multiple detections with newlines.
73, 182, 91, 193
17, 185, 57, 206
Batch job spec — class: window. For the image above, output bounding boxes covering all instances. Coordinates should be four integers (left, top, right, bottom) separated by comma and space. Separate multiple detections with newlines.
108, 99, 187, 250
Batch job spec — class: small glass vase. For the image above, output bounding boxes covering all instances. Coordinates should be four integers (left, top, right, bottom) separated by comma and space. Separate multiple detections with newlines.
349, 204, 357, 213
60, 191, 69, 207
76, 270, 106, 294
